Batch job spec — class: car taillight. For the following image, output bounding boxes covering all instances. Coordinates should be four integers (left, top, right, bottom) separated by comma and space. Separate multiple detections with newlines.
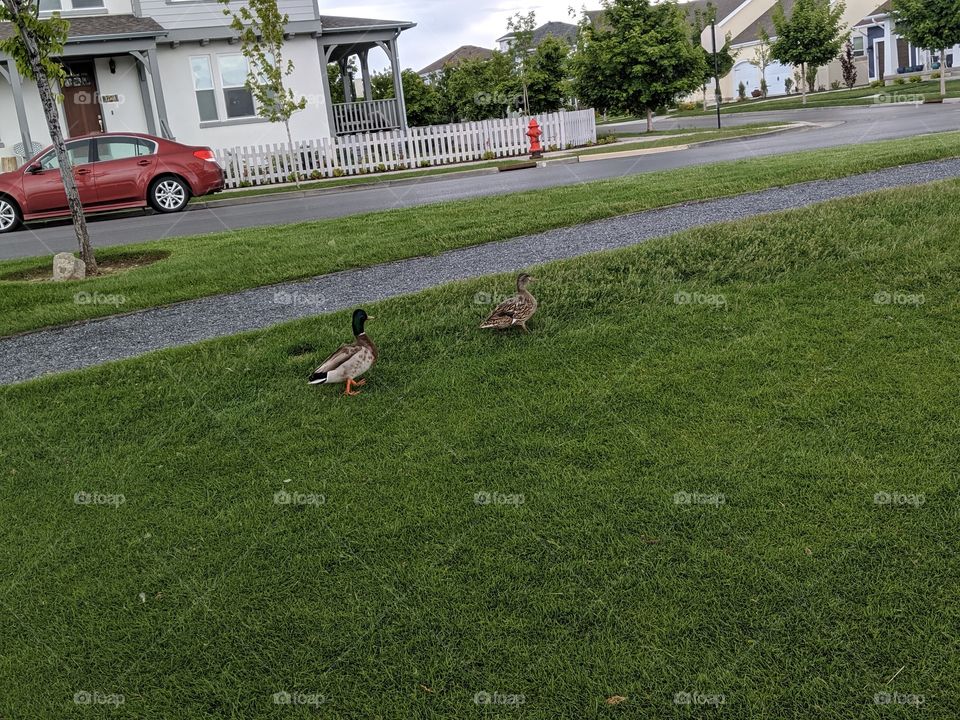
193, 149, 217, 162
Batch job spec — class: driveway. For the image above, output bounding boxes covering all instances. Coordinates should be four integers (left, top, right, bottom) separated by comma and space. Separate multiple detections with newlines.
2, 103, 958, 261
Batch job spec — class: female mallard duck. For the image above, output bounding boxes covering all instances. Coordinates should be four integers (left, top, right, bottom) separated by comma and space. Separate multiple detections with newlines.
480, 273, 537, 332
308, 309, 377, 395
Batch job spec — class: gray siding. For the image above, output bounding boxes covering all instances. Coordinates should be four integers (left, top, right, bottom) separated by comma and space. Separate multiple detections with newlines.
138, 0, 316, 29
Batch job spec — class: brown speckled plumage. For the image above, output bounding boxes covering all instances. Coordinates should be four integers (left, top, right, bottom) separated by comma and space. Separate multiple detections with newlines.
480, 273, 538, 332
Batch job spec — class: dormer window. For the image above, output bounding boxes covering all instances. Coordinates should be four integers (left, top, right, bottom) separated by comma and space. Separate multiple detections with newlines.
39, 0, 104, 12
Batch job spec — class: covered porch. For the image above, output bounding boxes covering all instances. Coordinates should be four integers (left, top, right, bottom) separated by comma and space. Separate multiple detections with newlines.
317, 16, 415, 136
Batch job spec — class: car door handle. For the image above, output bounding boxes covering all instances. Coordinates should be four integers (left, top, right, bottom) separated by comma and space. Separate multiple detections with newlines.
137, 159, 151, 166
75, 168, 91, 175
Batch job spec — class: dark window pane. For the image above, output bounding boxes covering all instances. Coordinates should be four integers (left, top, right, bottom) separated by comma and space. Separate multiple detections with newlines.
196, 89, 218, 122
223, 87, 255, 118
39, 0, 61, 10
71, 0, 104, 7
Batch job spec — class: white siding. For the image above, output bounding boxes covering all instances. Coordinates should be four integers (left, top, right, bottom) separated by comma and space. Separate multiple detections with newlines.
95, 56, 149, 134
138, 0, 316, 30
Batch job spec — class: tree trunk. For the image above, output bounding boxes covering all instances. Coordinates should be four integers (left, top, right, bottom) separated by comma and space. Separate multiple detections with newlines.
285, 119, 301, 189
942, 49, 947, 97
702, 85, 708, 110
11, 7, 97, 272
801, 62, 807, 105
646, 108, 654, 132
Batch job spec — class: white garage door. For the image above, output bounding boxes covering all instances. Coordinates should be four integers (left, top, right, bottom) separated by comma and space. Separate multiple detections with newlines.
764, 62, 792, 96
733, 61, 758, 96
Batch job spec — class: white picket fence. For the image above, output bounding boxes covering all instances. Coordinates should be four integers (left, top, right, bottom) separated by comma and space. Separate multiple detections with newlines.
214, 109, 596, 189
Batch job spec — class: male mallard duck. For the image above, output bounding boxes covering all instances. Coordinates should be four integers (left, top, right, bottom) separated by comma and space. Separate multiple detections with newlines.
308, 309, 377, 395
480, 273, 538, 332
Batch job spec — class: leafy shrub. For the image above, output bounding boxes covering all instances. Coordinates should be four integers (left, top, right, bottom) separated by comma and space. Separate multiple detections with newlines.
677, 101, 698, 111
737, 81, 746, 100
238, 180, 252, 188
419, 160, 431, 168
830, 80, 841, 90
784, 78, 793, 95
931, 71, 942, 79
332, 167, 345, 177
870, 80, 885, 88
909, 75, 922, 83
375, 163, 388, 173
309, 170, 322, 180
894, 77, 906, 85
482, 151, 496, 161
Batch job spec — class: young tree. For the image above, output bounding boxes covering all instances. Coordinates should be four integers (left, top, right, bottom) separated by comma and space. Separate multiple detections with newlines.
571, 0, 706, 131
805, 63, 819, 92
0, 0, 97, 271
839, 39, 858, 89
505, 11, 536, 112
527, 36, 569, 112
372, 69, 443, 127
220, 0, 307, 186
893, 0, 960, 97
770, 0, 846, 105
751, 26, 773, 97
691, 3, 736, 108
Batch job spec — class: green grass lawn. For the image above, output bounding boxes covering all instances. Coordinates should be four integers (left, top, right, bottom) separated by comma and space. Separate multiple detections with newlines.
2, 180, 958, 718
670, 79, 960, 116
2, 131, 960, 337
580, 123, 789, 155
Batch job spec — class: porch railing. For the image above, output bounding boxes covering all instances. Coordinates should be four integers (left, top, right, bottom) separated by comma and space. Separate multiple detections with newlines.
332, 98, 402, 135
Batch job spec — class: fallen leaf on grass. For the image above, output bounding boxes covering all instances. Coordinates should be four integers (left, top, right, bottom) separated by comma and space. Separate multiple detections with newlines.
606, 695, 627, 705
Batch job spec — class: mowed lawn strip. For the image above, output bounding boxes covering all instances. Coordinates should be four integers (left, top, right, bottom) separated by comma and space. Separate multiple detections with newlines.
1, 181, 957, 718
2, 130, 960, 337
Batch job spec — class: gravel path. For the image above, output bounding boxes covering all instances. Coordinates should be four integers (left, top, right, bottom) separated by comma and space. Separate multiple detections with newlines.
4, 157, 960, 386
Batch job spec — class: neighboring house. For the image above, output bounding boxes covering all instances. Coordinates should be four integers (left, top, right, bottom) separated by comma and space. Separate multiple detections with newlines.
496, 21, 580, 53
418, 45, 493, 79
0, 0, 415, 161
696, 0, 959, 101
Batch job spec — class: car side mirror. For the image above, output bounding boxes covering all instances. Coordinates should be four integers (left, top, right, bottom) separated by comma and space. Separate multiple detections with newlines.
25, 162, 41, 174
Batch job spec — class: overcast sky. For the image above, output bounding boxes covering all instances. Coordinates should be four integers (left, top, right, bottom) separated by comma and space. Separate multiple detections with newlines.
321, 1, 586, 73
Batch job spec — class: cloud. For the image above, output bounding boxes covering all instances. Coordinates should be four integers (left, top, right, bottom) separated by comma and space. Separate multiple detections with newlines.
321, 0, 582, 72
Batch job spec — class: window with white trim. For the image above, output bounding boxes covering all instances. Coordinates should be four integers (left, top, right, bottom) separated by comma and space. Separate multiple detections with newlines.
190, 56, 219, 122
852, 35, 866, 56
39, 0, 104, 12
218, 54, 256, 119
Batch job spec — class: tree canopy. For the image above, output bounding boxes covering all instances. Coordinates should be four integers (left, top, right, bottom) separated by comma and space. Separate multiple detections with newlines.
770, 0, 846, 104
893, 0, 960, 95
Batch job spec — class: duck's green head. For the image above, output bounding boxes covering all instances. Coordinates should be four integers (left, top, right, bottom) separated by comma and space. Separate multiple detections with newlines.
352, 308, 373, 336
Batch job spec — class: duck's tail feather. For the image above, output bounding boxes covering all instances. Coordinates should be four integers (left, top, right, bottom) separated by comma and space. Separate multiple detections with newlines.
308, 370, 328, 385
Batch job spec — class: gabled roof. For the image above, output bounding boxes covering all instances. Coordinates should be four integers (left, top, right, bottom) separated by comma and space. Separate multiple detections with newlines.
497, 20, 580, 47
418, 45, 494, 75
0, 14, 165, 42
679, 0, 750, 27
730, 0, 795, 46
854, 1, 892, 26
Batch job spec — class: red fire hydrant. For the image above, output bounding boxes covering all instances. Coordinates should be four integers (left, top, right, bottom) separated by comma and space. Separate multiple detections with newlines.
526, 118, 543, 159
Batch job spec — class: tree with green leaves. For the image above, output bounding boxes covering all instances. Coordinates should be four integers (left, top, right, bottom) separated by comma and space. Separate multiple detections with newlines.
839, 39, 857, 89
769, 0, 846, 105
526, 35, 569, 112
505, 11, 536, 112
893, 0, 960, 97
751, 26, 773, 97
440, 52, 519, 122
0, 0, 96, 271
372, 69, 443, 127
571, 0, 706, 131
327, 59, 356, 104
220, 0, 307, 186
691, 3, 736, 107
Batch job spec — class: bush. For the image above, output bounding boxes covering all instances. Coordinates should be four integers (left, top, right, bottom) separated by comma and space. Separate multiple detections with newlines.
309, 170, 322, 181
830, 80, 841, 90
909, 75, 922, 83
677, 101, 698, 111
596, 135, 617, 145
375, 163, 388, 173
482, 151, 496, 161
332, 167, 345, 177
394, 163, 409, 171
932, 71, 942, 79
894, 77, 906, 85
870, 79, 885, 88
547, 144, 559, 152
737, 81, 746, 100
784, 78, 793, 95
238, 180, 252, 188
419, 160, 431, 168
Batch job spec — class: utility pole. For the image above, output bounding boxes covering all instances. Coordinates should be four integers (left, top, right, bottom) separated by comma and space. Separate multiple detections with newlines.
711, 19, 722, 129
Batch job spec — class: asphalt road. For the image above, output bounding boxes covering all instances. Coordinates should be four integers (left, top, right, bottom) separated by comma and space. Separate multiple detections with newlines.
3, 103, 958, 260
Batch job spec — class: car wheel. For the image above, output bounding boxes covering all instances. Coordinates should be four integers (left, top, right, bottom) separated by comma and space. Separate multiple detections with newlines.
0, 197, 22, 234
149, 176, 190, 213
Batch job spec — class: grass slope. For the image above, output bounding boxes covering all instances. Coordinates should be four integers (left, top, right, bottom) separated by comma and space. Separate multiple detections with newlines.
2, 131, 960, 338
1, 181, 958, 718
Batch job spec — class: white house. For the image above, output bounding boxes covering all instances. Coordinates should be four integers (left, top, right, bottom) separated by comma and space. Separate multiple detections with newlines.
0, 0, 415, 162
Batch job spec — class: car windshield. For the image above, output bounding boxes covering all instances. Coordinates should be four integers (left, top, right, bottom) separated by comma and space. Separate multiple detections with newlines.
37, 141, 90, 170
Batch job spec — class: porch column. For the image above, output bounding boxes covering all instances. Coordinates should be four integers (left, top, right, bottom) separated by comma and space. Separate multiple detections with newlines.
387, 37, 408, 130
134, 58, 158, 136
339, 57, 353, 103
359, 49, 372, 102
5, 60, 34, 156
145, 48, 174, 139
319, 42, 337, 136
883, 19, 896, 78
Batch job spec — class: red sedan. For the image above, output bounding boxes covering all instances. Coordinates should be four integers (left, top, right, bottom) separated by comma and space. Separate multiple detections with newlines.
0, 133, 225, 233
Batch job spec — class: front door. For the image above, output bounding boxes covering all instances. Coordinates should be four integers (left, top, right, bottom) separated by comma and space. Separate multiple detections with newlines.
876, 41, 886, 80
23, 139, 98, 214
61, 61, 102, 137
